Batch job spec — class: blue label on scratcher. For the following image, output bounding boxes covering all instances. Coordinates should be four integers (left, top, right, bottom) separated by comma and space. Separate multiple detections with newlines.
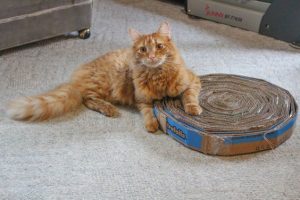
166, 117, 202, 149
224, 116, 297, 144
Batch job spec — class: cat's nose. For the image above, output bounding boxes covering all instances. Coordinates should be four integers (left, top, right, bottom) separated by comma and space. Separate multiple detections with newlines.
149, 55, 155, 60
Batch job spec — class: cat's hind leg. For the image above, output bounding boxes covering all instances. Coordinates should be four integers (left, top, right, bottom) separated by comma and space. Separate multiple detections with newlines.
83, 92, 120, 117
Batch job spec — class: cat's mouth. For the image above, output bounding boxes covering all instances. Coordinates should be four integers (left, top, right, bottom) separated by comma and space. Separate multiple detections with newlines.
144, 58, 165, 68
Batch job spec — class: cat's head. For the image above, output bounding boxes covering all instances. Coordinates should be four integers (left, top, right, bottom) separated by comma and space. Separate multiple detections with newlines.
128, 22, 175, 68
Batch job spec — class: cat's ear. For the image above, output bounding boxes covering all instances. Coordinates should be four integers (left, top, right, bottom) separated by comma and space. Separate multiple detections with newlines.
128, 28, 142, 42
158, 22, 171, 38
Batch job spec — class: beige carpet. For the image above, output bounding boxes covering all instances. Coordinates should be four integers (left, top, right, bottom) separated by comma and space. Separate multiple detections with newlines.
0, 0, 299, 199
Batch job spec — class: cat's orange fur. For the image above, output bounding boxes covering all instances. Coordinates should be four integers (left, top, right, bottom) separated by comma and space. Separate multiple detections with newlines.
6, 22, 202, 133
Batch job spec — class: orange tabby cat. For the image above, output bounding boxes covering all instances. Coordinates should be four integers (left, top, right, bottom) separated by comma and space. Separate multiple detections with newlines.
6, 22, 202, 133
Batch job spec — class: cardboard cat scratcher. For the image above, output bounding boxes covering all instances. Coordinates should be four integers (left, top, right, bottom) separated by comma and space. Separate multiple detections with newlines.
154, 74, 298, 156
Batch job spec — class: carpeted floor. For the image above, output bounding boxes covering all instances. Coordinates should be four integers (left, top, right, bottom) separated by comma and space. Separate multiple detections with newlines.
0, 0, 299, 199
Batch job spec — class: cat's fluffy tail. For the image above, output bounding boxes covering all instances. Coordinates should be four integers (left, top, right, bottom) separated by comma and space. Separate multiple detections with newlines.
6, 83, 82, 121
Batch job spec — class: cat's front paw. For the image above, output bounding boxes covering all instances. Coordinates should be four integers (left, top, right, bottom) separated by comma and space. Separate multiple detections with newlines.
145, 118, 159, 133
184, 104, 203, 116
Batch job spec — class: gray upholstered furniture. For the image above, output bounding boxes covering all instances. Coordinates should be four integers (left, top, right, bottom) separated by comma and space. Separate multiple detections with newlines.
0, 0, 92, 51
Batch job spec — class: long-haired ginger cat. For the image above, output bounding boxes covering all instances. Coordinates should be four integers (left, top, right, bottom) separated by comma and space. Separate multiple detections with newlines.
6, 22, 202, 133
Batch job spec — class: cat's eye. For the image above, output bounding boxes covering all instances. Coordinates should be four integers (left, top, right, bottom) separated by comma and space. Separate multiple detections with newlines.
139, 46, 147, 53
157, 44, 164, 50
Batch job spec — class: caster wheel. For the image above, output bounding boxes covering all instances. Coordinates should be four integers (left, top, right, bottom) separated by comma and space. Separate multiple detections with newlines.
79, 28, 91, 39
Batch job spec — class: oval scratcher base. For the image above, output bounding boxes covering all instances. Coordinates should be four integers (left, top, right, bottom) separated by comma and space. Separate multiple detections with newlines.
154, 74, 298, 156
